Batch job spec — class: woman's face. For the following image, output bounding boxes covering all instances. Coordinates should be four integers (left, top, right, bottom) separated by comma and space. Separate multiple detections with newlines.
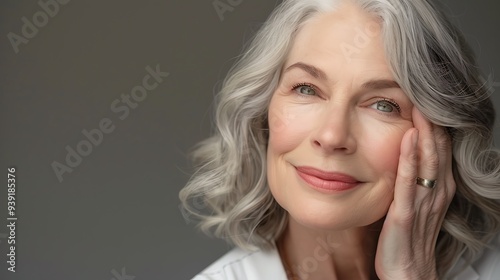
267, 3, 414, 230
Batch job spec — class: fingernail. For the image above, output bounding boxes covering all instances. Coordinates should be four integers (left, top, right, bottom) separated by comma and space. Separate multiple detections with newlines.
413, 129, 419, 148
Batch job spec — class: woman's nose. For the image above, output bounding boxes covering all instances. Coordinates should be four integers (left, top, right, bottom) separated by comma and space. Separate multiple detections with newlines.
311, 104, 357, 154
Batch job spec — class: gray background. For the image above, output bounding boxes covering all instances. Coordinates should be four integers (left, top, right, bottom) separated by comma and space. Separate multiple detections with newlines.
0, 1, 499, 279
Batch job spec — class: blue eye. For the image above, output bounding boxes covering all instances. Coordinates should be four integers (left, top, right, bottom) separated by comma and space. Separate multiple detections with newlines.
372, 99, 401, 113
292, 83, 317, 96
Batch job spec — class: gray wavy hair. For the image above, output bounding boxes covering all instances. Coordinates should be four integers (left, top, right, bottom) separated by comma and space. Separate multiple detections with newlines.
179, 0, 500, 277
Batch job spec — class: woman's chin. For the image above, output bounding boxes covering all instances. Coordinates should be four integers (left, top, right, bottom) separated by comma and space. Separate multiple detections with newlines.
286, 210, 387, 233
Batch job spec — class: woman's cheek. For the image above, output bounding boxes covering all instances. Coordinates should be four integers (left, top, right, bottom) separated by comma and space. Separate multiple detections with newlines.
268, 101, 317, 152
358, 117, 407, 175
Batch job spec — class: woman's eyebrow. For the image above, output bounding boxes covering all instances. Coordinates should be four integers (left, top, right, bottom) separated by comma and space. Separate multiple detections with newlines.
284, 62, 327, 80
284, 62, 400, 90
361, 79, 400, 90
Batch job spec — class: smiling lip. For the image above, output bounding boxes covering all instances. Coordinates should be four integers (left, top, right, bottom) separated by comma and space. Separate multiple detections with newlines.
295, 166, 361, 192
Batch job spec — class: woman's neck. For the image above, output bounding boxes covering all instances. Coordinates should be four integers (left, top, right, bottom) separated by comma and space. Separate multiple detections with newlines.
277, 218, 382, 280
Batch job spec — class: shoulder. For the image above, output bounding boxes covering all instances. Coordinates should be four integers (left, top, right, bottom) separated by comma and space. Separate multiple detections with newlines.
191, 246, 288, 280
450, 234, 500, 280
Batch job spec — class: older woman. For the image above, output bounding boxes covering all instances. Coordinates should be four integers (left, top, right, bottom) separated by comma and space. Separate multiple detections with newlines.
180, 0, 500, 279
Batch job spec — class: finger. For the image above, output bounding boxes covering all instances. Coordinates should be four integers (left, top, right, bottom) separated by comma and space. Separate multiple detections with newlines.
393, 128, 419, 213
412, 108, 439, 191
431, 123, 456, 208
412, 113, 454, 243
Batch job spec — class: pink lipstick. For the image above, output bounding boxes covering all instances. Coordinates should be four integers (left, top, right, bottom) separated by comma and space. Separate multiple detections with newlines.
295, 166, 361, 192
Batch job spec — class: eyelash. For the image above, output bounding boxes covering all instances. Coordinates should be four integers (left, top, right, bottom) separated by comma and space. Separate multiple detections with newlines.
290, 82, 402, 113
291, 82, 318, 96
376, 98, 401, 113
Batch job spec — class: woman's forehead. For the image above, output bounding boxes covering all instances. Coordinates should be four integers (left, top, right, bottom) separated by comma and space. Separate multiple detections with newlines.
285, 4, 390, 75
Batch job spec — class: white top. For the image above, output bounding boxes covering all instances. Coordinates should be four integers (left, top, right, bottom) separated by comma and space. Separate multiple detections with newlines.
192, 234, 500, 280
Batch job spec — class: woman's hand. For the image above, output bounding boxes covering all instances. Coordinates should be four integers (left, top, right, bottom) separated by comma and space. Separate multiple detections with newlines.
375, 107, 456, 280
